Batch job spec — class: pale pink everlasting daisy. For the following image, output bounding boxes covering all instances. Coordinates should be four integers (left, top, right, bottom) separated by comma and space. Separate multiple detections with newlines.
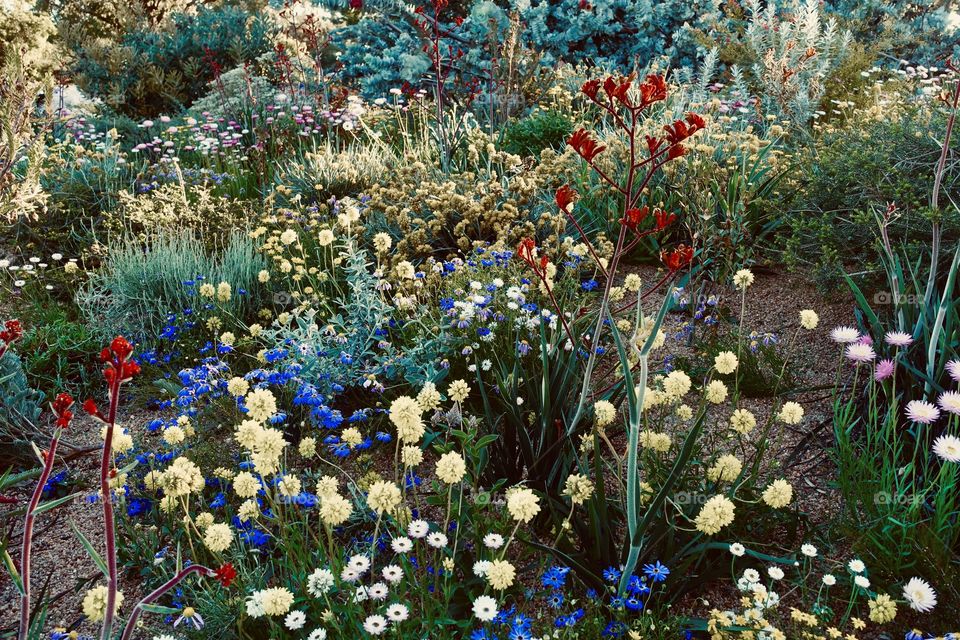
845, 343, 876, 363
933, 434, 960, 463
938, 391, 960, 416
905, 399, 940, 424
874, 359, 895, 381
946, 359, 960, 384
830, 326, 860, 344
884, 331, 913, 347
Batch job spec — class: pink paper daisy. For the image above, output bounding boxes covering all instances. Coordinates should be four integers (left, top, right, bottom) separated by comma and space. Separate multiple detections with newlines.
905, 399, 940, 424
884, 331, 913, 347
874, 359, 895, 381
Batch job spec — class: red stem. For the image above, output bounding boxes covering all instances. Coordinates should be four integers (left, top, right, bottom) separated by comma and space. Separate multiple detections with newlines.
99, 375, 122, 640
118, 565, 214, 640
18, 433, 61, 640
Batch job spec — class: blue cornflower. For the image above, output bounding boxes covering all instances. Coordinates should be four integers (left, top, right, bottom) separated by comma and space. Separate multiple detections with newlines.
602, 566, 622, 583
627, 575, 650, 596
581, 279, 599, 291
545, 592, 564, 608
643, 561, 670, 582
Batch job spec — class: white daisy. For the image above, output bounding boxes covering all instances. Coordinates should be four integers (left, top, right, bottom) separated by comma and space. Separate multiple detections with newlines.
933, 434, 960, 463
382, 565, 403, 584
284, 610, 306, 631
407, 519, 430, 538
348, 555, 371, 574
363, 614, 388, 635
938, 391, 960, 416
385, 603, 409, 622
848, 559, 865, 573
830, 326, 861, 343
483, 533, 504, 549
800, 544, 818, 558
367, 582, 389, 601
426, 532, 448, 548
307, 630, 327, 640
391, 537, 413, 553
340, 567, 362, 583
472, 595, 498, 622
903, 577, 937, 612
728, 543, 746, 557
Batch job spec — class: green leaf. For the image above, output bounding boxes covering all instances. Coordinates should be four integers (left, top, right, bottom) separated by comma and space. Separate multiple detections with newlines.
475, 434, 498, 448
72, 521, 109, 577
2, 549, 24, 595
31, 492, 82, 516
140, 604, 181, 615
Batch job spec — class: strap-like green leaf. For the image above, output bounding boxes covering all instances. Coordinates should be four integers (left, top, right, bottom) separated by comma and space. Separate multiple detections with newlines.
2, 549, 24, 595
31, 492, 82, 516
72, 521, 109, 577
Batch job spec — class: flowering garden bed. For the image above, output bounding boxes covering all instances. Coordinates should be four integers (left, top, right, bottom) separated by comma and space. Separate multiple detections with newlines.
1, 1, 960, 639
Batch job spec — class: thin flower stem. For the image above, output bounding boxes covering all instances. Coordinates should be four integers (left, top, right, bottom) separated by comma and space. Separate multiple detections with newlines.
100, 376, 123, 640
118, 565, 214, 640
18, 430, 62, 640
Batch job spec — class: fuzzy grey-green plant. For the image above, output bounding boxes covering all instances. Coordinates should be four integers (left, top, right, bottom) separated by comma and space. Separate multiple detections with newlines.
77, 230, 269, 342
0, 349, 45, 460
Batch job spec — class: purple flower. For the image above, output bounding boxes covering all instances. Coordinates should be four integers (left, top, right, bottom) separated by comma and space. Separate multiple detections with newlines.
874, 359, 895, 381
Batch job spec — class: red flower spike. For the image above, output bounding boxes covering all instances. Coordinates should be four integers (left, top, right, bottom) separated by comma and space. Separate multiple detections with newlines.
0, 319, 23, 344
603, 75, 632, 106
622, 206, 649, 229
581, 79, 601, 101
349, 0, 362, 7
568, 128, 605, 163
517, 238, 548, 277
668, 144, 686, 160
122, 361, 141, 380
555, 185, 578, 213
83, 398, 101, 417
654, 209, 676, 230
214, 563, 237, 588
645, 135, 663, 157
686, 112, 706, 130
661, 245, 694, 271
638, 74, 668, 107
110, 336, 134, 361
52, 393, 75, 429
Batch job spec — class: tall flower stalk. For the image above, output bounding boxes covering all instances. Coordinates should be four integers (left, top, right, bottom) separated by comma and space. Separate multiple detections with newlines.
517, 74, 704, 590
83, 337, 141, 640
18, 393, 74, 640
